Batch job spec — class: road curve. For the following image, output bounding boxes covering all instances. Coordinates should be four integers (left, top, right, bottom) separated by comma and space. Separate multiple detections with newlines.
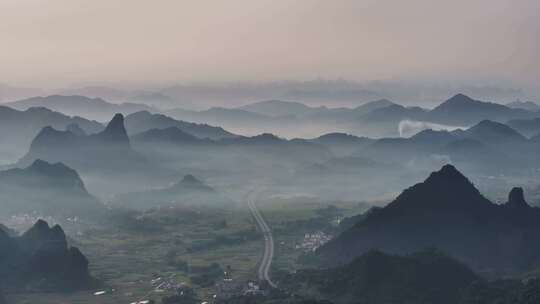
248, 193, 277, 288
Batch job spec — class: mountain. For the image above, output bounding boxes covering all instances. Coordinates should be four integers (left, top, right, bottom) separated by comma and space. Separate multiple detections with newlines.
507, 117, 540, 138
0, 106, 103, 164
131, 128, 332, 186
353, 119, 529, 175
131, 127, 204, 145
309, 133, 374, 157
457, 120, 527, 145
362, 104, 427, 122
111, 174, 231, 210
353, 98, 396, 114
0, 220, 95, 292
506, 100, 540, 112
124, 111, 237, 139
238, 100, 319, 117
428, 93, 535, 125
166, 106, 274, 127
318, 165, 540, 274
283, 249, 479, 304
0, 160, 104, 219
355, 129, 456, 166
19, 113, 144, 174
6, 95, 155, 121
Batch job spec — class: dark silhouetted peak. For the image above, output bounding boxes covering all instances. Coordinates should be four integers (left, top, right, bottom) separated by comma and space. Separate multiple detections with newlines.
423, 164, 477, 191
66, 123, 86, 136
385, 164, 490, 212
21, 219, 68, 253
0, 219, 93, 291
22, 219, 66, 241
506, 187, 530, 209
446, 93, 475, 104
182, 174, 199, 184
51, 224, 66, 239
172, 174, 214, 192
429, 164, 467, 182
100, 113, 129, 143
24, 219, 49, 236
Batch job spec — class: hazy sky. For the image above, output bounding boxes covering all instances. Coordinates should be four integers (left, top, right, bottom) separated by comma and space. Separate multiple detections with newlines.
1, 0, 538, 89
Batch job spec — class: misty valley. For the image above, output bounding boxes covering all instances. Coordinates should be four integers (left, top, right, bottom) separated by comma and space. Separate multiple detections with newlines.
0, 92, 540, 304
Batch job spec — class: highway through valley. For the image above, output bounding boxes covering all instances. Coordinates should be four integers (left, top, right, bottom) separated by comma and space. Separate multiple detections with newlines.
247, 192, 277, 288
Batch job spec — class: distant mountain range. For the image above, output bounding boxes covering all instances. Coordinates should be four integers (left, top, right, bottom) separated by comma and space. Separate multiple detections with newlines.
164, 94, 540, 138
506, 100, 540, 112
238, 99, 324, 117
0, 159, 104, 219
428, 93, 537, 125
308, 133, 374, 157
0, 219, 95, 292
6, 92, 539, 140
318, 165, 540, 274
125, 111, 237, 140
0, 105, 103, 164
6, 95, 156, 121
507, 117, 540, 138
131, 127, 332, 177
353, 119, 536, 175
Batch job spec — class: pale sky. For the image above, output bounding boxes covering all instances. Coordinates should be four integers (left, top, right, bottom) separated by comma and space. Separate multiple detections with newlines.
1, 0, 538, 89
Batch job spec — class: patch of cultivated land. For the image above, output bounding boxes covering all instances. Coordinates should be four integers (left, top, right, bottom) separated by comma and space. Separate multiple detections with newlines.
7, 196, 368, 303
8, 206, 261, 304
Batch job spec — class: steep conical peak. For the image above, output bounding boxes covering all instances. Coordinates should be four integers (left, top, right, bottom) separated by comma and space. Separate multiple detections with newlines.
427, 164, 469, 183
181, 174, 199, 184
446, 93, 475, 104
506, 187, 530, 208
172, 174, 214, 192
386, 164, 489, 212
50, 224, 67, 240
22, 219, 51, 239
20, 220, 68, 252
104, 113, 125, 133
100, 113, 129, 143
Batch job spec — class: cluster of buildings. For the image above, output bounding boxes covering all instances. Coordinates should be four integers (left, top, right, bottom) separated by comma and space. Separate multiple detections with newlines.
151, 275, 185, 292
296, 231, 332, 252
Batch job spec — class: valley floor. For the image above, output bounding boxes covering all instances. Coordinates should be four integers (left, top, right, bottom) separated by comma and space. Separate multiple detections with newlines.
5, 192, 366, 304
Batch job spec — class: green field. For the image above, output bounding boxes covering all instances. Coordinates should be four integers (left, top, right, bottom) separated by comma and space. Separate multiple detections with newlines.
6, 194, 367, 304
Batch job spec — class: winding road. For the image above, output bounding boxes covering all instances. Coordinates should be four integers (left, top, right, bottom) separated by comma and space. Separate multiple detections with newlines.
248, 192, 277, 288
